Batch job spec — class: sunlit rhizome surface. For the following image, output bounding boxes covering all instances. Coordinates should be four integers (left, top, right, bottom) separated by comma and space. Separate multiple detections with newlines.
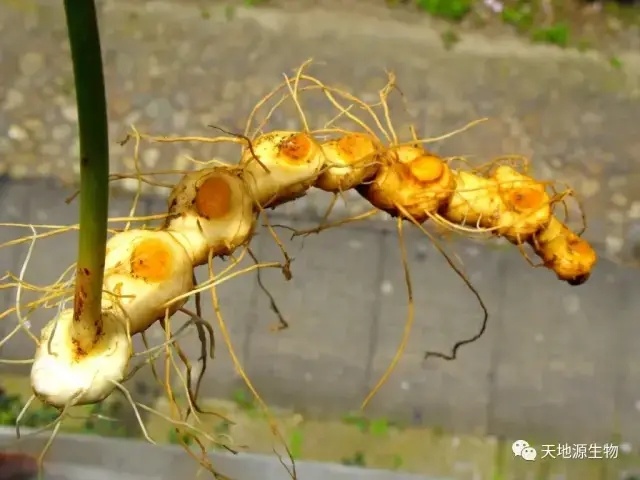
0, 60, 596, 477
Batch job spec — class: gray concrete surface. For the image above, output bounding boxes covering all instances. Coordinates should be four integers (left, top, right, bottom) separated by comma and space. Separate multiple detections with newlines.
1, 0, 640, 451
0, 428, 434, 480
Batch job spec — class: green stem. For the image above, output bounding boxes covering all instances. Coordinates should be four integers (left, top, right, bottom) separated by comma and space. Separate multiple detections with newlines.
64, 0, 110, 352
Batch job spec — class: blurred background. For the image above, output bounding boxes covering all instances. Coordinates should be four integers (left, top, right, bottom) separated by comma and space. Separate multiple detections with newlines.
0, 0, 639, 478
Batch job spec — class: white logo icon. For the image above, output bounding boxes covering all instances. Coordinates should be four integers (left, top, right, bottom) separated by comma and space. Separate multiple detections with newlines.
512, 440, 537, 461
